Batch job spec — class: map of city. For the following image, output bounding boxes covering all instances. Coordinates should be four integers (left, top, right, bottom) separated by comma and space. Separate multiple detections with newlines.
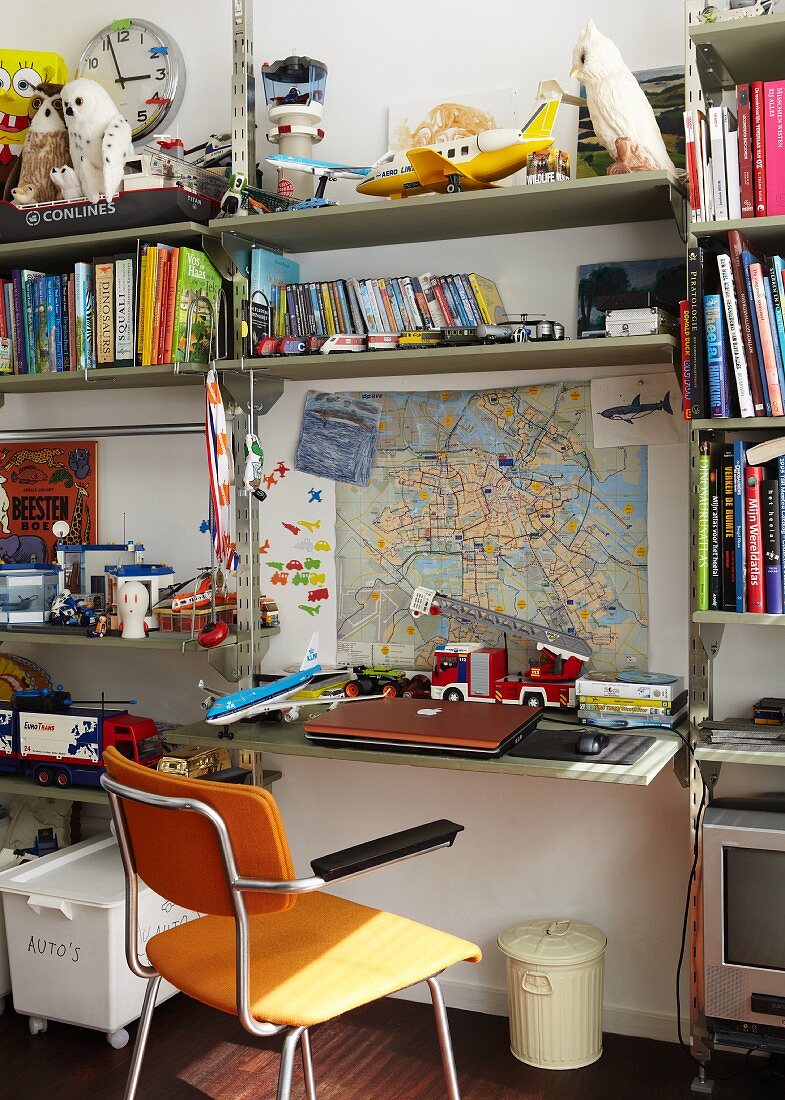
335, 384, 648, 674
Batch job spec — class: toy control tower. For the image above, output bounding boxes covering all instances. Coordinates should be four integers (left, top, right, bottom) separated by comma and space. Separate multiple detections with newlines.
261, 54, 328, 200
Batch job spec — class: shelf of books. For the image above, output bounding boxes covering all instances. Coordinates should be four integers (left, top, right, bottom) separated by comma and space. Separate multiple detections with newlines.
215, 171, 685, 253
0, 221, 212, 270
232, 335, 678, 382
693, 610, 785, 626
689, 12, 785, 89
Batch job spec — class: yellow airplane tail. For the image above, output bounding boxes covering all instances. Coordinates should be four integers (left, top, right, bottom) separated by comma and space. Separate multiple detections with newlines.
519, 99, 560, 143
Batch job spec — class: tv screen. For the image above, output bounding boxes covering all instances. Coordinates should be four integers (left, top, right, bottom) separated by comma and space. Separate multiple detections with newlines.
725, 847, 785, 971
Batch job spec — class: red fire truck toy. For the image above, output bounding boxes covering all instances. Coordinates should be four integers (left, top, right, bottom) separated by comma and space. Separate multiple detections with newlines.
411, 587, 591, 710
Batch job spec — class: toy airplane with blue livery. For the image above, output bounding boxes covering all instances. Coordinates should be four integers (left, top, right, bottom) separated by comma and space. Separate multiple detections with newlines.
203, 633, 321, 725
267, 81, 583, 201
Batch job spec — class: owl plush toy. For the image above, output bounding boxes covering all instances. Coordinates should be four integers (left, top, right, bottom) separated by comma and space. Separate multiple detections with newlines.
571, 21, 677, 175
3, 84, 71, 204
60, 78, 132, 203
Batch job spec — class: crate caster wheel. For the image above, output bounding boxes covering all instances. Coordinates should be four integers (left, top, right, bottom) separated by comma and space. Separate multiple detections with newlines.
107, 1028, 129, 1049
28, 1016, 47, 1035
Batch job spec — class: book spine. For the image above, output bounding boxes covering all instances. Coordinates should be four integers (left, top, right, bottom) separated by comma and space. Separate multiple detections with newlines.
698, 440, 710, 611
763, 267, 785, 404
779, 456, 785, 608
721, 445, 736, 612
456, 275, 479, 324
11, 272, 26, 374
156, 252, 171, 364
150, 252, 166, 364
738, 85, 755, 217
724, 107, 742, 221
684, 110, 702, 219
52, 276, 63, 372
717, 255, 755, 417
733, 440, 747, 612
335, 280, 354, 333
578, 701, 677, 715
94, 261, 115, 365
418, 273, 447, 327
344, 279, 366, 333
409, 277, 430, 327
387, 278, 408, 329
746, 465, 765, 613
729, 231, 766, 415
380, 278, 402, 330
704, 293, 730, 417
59, 274, 69, 373
31, 276, 44, 374
693, 110, 709, 220
136, 249, 148, 365
67, 275, 76, 371
354, 279, 376, 331
709, 106, 728, 221
750, 262, 784, 415
446, 276, 469, 324
762, 478, 784, 613
84, 266, 96, 370
5, 284, 16, 373
687, 247, 707, 419
320, 281, 336, 334
431, 276, 455, 325
765, 81, 785, 217
700, 113, 715, 221
44, 276, 55, 373
24, 276, 38, 374
115, 257, 136, 365
143, 248, 158, 365
360, 280, 380, 332
752, 82, 767, 217
710, 463, 722, 610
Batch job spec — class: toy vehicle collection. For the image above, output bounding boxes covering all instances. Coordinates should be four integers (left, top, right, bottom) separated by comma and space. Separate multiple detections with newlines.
0, 687, 163, 788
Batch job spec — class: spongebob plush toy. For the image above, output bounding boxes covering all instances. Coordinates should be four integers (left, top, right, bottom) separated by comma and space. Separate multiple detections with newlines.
0, 50, 68, 191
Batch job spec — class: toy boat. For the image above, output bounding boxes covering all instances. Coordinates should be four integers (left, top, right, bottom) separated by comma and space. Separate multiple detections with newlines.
0, 186, 219, 243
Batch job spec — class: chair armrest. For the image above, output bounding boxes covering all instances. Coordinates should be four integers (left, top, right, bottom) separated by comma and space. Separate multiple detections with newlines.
310, 819, 464, 882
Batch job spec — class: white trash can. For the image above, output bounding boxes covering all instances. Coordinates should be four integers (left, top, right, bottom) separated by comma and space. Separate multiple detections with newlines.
497, 917, 606, 1070
0, 834, 202, 1047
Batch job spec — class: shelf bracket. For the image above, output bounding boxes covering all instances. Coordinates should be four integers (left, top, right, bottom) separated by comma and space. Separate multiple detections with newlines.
201, 232, 235, 281
698, 622, 724, 662
208, 642, 241, 683
694, 43, 734, 108
656, 183, 689, 245
219, 366, 283, 415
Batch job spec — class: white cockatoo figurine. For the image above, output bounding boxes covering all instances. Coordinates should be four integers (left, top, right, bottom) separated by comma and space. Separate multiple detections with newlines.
61, 78, 133, 203
571, 20, 677, 175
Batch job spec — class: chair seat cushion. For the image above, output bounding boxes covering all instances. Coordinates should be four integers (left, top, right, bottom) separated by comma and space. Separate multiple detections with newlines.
146, 890, 481, 1027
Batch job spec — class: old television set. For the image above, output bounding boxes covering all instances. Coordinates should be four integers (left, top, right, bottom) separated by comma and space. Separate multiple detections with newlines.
703, 797, 785, 1048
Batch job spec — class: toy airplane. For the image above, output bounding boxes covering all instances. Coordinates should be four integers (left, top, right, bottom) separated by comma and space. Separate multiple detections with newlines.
357, 81, 582, 200
202, 632, 321, 725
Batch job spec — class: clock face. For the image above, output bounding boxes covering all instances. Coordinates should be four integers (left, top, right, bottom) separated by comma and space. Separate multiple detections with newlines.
77, 20, 185, 143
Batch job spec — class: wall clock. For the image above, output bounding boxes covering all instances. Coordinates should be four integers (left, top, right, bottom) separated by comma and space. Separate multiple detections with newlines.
76, 19, 186, 144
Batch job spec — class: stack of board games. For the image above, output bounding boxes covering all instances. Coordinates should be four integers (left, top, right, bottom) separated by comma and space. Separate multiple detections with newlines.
700, 698, 785, 753
575, 672, 687, 729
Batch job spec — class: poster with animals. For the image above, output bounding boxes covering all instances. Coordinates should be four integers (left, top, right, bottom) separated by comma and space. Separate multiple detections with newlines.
0, 442, 97, 565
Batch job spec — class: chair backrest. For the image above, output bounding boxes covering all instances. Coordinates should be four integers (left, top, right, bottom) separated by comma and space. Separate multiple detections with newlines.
103, 747, 296, 917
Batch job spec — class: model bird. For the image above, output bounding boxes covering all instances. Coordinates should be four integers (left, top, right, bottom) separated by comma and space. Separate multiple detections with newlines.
570, 21, 677, 175
7, 87, 70, 206
243, 433, 267, 502
60, 78, 133, 203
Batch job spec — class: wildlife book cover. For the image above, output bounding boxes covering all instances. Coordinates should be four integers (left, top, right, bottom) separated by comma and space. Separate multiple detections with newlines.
171, 247, 223, 364
0, 443, 97, 566
577, 66, 686, 178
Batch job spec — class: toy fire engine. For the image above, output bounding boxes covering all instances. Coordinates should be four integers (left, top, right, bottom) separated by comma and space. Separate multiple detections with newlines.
410, 587, 591, 710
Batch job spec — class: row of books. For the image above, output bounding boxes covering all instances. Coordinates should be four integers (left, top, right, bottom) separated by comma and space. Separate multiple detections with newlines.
0, 245, 223, 374
574, 673, 686, 730
247, 246, 507, 341
682, 229, 785, 420
696, 436, 785, 615
683, 81, 785, 223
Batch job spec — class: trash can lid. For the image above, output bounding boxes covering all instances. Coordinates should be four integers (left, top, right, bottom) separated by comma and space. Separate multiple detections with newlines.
497, 918, 606, 965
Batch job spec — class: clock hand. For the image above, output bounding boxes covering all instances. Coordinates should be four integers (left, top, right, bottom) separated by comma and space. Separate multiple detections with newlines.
116, 74, 152, 83
107, 38, 126, 89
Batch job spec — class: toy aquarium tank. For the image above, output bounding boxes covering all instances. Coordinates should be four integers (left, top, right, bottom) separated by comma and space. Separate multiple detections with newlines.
261, 54, 328, 199
0, 565, 61, 625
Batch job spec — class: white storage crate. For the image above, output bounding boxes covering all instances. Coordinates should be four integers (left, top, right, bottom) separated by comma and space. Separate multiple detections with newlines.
0, 834, 202, 1047
0, 850, 19, 1015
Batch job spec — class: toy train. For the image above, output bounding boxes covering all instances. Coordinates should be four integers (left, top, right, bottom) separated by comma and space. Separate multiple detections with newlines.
252, 319, 566, 358
0, 687, 163, 788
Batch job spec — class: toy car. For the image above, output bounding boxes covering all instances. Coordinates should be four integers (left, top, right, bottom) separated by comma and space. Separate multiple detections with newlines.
344, 665, 410, 698
367, 333, 399, 351
320, 333, 367, 354
441, 326, 479, 346
286, 559, 304, 572
307, 587, 329, 602
279, 337, 307, 355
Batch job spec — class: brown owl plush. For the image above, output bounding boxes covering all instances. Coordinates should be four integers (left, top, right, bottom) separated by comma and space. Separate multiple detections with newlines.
3, 83, 72, 204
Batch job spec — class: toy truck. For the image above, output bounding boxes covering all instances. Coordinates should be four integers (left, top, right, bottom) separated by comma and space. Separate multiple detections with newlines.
411, 586, 591, 711
0, 690, 163, 789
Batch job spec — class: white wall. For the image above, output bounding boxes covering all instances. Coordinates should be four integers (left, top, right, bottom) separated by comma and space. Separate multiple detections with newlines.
2, 0, 713, 1043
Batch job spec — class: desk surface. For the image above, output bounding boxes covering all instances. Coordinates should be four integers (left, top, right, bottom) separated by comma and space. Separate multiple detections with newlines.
172, 719, 680, 787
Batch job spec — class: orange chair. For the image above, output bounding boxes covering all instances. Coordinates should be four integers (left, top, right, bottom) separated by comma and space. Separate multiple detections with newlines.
101, 748, 481, 1099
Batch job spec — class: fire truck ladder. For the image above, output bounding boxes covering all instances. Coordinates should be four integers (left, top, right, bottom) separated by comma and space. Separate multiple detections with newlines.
409, 587, 592, 661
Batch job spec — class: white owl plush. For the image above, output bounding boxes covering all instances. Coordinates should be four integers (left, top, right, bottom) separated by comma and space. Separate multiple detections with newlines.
61, 78, 133, 203
50, 164, 83, 201
571, 21, 677, 175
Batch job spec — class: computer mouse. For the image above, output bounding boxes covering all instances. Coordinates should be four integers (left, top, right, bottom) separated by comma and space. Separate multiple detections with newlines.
575, 732, 610, 756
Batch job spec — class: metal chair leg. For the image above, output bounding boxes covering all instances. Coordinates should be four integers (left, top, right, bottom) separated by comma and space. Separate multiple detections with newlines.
301, 1028, 317, 1099
124, 975, 162, 1100
426, 976, 461, 1100
277, 1026, 305, 1100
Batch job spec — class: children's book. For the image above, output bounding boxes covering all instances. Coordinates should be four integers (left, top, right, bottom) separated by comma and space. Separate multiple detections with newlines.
171, 247, 223, 364
249, 248, 299, 352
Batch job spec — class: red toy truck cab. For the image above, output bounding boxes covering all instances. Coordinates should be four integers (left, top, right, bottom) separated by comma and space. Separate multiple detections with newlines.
430, 644, 508, 702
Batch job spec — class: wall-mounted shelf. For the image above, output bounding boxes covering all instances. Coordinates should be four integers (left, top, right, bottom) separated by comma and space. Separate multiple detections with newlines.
693, 214, 785, 252
0, 220, 212, 269
215, 171, 685, 254
689, 12, 785, 91
0, 767, 282, 805
694, 744, 785, 768
0, 626, 276, 652
0, 364, 206, 393
171, 719, 680, 787
692, 416, 785, 431
219, 335, 678, 383
693, 611, 785, 627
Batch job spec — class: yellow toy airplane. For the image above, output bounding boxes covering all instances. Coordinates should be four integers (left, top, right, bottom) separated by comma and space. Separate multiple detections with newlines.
356, 81, 583, 200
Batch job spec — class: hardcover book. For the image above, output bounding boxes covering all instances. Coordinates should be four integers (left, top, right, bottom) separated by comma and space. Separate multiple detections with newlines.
171, 247, 223, 364
765, 81, 785, 217
93, 259, 114, 365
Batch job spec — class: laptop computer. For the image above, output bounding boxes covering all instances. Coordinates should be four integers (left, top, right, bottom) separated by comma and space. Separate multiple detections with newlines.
303, 699, 541, 758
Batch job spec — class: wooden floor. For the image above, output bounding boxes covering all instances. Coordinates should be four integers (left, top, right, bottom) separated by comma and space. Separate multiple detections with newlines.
0, 993, 775, 1098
